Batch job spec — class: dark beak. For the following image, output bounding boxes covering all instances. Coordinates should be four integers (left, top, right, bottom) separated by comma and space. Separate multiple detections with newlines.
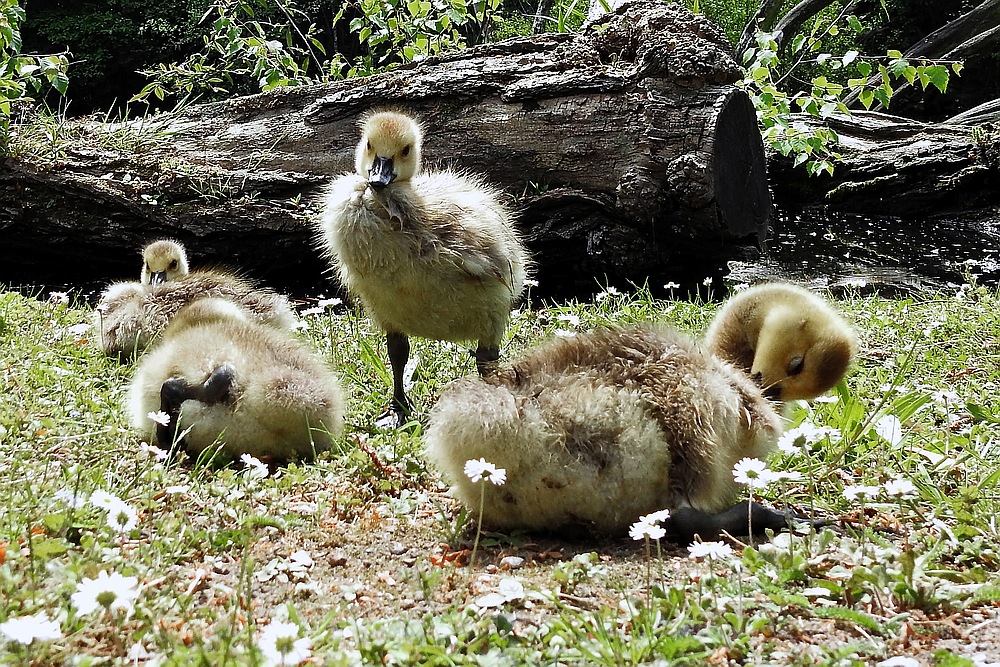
149, 271, 167, 286
368, 155, 396, 189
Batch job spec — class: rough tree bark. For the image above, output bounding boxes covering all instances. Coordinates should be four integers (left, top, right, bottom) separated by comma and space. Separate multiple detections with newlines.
769, 110, 1000, 213
0, 2, 770, 298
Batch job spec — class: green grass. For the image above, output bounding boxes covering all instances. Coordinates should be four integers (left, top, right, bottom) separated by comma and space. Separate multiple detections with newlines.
2, 281, 1000, 664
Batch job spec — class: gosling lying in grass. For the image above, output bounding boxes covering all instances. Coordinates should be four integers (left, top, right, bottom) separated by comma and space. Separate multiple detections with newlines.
96, 239, 297, 360
126, 298, 343, 463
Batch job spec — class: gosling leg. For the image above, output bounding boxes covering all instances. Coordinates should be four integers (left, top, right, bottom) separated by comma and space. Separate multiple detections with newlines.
665, 501, 817, 544
474, 344, 500, 377
386, 331, 413, 427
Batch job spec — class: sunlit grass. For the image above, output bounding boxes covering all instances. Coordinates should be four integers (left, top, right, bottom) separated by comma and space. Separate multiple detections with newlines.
2, 281, 999, 664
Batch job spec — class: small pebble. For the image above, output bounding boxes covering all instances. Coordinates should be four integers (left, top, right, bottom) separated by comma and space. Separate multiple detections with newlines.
500, 556, 525, 570
389, 542, 408, 556
329, 551, 348, 568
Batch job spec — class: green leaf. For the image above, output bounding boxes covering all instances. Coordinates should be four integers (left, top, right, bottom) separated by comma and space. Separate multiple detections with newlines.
842, 50, 858, 67
967, 402, 1000, 424
847, 15, 863, 33
952, 62, 964, 76
859, 89, 875, 109
887, 49, 903, 59
32, 536, 70, 559
857, 61, 872, 77
927, 64, 950, 93
812, 606, 884, 635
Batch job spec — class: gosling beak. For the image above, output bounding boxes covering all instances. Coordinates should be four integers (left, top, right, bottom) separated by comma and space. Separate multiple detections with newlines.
149, 272, 167, 286
368, 156, 396, 189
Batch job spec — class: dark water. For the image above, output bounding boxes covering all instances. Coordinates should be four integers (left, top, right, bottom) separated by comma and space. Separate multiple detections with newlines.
725, 208, 1000, 295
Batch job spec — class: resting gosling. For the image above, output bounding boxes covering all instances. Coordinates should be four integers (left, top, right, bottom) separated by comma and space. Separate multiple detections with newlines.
126, 298, 344, 462
424, 325, 795, 541
318, 110, 530, 426
704, 282, 856, 401
96, 240, 297, 359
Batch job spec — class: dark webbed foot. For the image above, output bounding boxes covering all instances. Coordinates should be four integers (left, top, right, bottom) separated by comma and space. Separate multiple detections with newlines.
157, 364, 237, 450
200, 363, 235, 404
375, 402, 412, 430
474, 345, 500, 377
158, 377, 193, 450
665, 501, 818, 544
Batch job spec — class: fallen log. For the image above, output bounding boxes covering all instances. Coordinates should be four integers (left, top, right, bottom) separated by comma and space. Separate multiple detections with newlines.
0, 1, 770, 298
768, 110, 1000, 214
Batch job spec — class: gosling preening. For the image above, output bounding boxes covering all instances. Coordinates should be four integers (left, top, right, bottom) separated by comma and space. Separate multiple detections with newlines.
704, 282, 857, 401
95, 240, 297, 359
424, 325, 798, 542
318, 110, 530, 426
126, 298, 345, 462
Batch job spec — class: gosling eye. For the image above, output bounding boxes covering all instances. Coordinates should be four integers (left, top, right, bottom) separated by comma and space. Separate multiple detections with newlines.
169, 260, 178, 271
788, 356, 804, 376
401, 144, 411, 157
366, 140, 372, 151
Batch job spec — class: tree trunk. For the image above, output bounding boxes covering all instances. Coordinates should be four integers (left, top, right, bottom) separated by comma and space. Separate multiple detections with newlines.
0, 2, 770, 298
768, 110, 1000, 213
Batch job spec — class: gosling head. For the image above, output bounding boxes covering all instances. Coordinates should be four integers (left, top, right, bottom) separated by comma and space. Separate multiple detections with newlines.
141, 240, 189, 286
355, 111, 423, 190
751, 304, 856, 402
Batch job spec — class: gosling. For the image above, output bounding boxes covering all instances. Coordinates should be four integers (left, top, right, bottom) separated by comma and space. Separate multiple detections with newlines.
318, 110, 530, 426
424, 325, 796, 542
96, 240, 297, 359
704, 282, 857, 401
126, 298, 344, 462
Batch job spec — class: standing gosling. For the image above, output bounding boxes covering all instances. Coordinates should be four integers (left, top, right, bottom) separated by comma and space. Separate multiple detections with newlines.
424, 325, 793, 541
127, 298, 344, 462
96, 240, 297, 360
318, 110, 530, 426
704, 282, 857, 401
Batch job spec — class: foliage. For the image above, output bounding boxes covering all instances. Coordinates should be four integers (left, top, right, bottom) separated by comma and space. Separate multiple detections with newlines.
738, 9, 962, 176
133, 0, 500, 104
20, 0, 212, 115
0, 0, 69, 152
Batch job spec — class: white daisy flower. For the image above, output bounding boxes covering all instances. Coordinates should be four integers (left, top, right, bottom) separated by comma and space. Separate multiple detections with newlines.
258, 620, 312, 666
71, 570, 140, 616
874, 414, 903, 447
0, 612, 63, 644
640, 508, 671, 524
317, 298, 342, 308
240, 454, 270, 478
300, 306, 325, 317
687, 541, 734, 560
523, 279, 539, 287
663, 282, 680, 290
88, 489, 125, 511
777, 423, 840, 454
883, 478, 917, 498
464, 458, 506, 485
147, 411, 171, 427
629, 519, 666, 541
843, 484, 880, 501
555, 313, 580, 326
53, 489, 87, 509
732, 458, 776, 489
139, 442, 169, 462
105, 501, 139, 533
